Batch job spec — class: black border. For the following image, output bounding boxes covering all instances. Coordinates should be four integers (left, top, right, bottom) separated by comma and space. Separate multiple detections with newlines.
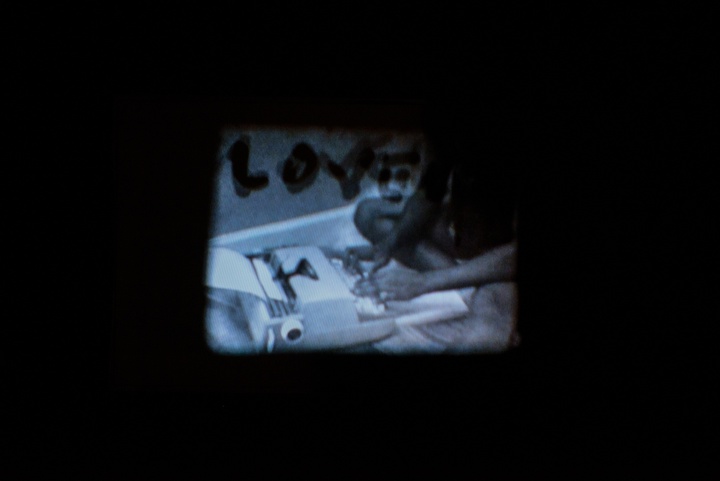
60, 6, 705, 475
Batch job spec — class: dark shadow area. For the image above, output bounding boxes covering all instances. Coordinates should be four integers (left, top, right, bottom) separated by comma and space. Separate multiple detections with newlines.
45, 6, 709, 477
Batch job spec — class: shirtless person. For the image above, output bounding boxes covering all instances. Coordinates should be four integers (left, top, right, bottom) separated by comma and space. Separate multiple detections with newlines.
352, 119, 520, 353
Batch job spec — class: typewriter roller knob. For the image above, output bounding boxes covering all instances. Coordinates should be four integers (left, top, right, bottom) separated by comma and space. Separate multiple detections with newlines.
280, 319, 304, 342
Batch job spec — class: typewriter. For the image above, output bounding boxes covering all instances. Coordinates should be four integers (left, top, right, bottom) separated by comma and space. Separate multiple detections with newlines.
206, 245, 396, 352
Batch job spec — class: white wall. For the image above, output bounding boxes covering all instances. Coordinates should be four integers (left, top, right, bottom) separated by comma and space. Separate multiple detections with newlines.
208, 127, 428, 239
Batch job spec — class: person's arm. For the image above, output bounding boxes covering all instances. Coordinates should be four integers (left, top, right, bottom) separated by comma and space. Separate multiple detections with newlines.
356, 241, 516, 301
423, 241, 516, 292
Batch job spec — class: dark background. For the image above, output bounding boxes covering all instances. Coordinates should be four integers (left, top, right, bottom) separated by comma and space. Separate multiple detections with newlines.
32, 3, 712, 477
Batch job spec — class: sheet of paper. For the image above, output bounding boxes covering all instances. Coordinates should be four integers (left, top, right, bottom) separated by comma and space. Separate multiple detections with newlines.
386, 290, 470, 326
206, 247, 266, 300
386, 290, 468, 313
409, 290, 469, 311
251, 258, 286, 301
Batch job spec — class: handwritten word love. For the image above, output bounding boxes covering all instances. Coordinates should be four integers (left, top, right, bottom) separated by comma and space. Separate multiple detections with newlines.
229, 138, 420, 200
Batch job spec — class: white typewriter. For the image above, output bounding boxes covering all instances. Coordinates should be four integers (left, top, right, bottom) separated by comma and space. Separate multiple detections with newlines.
206, 245, 397, 352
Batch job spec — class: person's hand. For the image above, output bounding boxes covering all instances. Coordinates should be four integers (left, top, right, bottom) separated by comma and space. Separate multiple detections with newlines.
369, 234, 398, 274
353, 266, 429, 301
